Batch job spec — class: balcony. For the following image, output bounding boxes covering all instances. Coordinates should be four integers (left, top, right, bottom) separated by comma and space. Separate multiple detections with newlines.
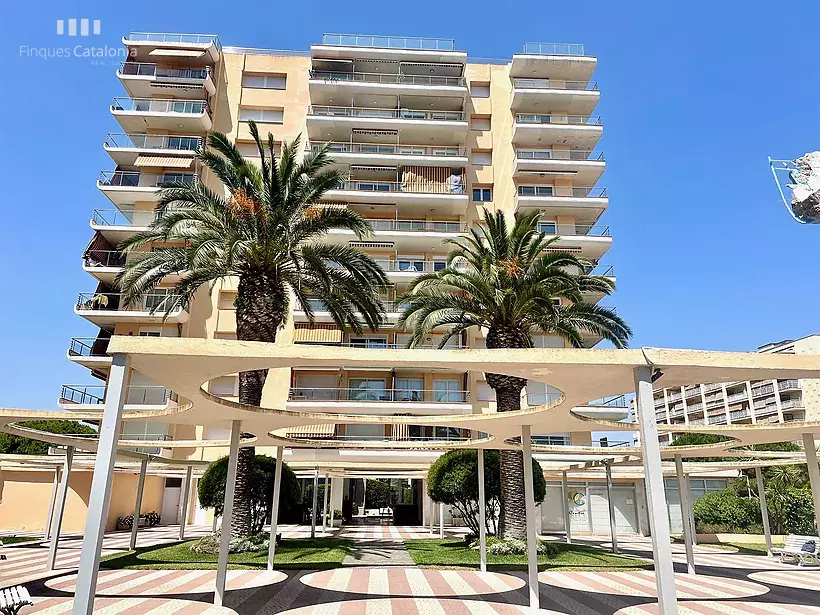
511, 79, 600, 115
325, 218, 466, 250
111, 97, 212, 132
307, 105, 468, 142
117, 62, 215, 98
511, 43, 596, 81
324, 178, 468, 211
82, 250, 126, 283
123, 32, 221, 64
90, 208, 160, 244
312, 33, 465, 65
67, 337, 112, 369
59, 384, 173, 410
75, 292, 188, 326
514, 149, 605, 185
374, 258, 447, 280
311, 141, 468, 167
536, 223, 612, 259
515, 185, 608, 217
293, 298, 403, 324
97, 171, 196, 206
513, 114, 602, 148
287, 385, 471, 416
104, 133, 202, 166
309, 70, 467, 102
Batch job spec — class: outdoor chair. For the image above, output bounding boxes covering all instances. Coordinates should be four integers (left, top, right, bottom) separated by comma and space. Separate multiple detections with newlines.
0, 586, 33, 615
775, 534, 820, 566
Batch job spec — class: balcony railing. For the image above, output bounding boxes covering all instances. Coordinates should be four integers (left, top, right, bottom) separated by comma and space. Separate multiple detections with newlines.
119, 62, 210, 80
310, 71, 465, 87
515, 114, 601, 126
537, 223, 611, 237
588, 394, 628, 407
297, 341, 468, 349
778, 379, 800, 390
311, 141, 466, 157
126, 32, 221, 48
297, 299, 403, 313
588, 264, 615, 277
68, 337, 110, 358
289, 387, 470, 402
375, 259, 447, 273
518, 186, 607, 198
83, 250, 126, 268
336, 179, 465, 195
92, 208, 161, 227
513, 78, 598, 91
98, 171, 197, 188
112, 97, 211, 116
321, 33, 456, 51
309, 105, 465, 122
104, 133, 202, 152
516, 149, 604, 161
521, 42, 585, 56
76, 292, 183, 314
60, 384, 172, 406
364, 219, 466, 232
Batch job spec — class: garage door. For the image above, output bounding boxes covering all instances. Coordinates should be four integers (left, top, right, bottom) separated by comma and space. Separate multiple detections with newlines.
590, 486, 639, 534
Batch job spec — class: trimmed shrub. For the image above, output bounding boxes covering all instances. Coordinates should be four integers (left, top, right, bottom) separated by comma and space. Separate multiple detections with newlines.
481, 536, 557, 557
693, 489, 761, 533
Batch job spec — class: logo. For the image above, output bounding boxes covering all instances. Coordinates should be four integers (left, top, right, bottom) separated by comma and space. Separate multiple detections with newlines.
56, 19, 101, 36
567, 489, 585, 507
19, 19, 127, 63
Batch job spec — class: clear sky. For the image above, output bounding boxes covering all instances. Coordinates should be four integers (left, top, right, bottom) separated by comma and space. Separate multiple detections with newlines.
0, 0, 818, 410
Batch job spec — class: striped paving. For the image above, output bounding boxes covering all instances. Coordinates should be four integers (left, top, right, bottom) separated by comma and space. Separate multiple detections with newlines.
616, 601, 820, 614
336, 525, 468, 542
537, 570, 769, 599
24, 597, 237, 614
44, 570, 287, 596
603, 539, 797, 570
748, 569, 820, 592
273, 598, 566, 615
300, 568, 525, 596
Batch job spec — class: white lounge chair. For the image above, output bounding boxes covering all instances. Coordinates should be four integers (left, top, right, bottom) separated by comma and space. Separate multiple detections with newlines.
774, 534, 820, 566
0, 586, 33, 615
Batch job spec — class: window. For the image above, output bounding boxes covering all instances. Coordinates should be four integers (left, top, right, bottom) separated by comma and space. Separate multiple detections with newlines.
471, 149, 492, 166
537, 221, 557, 234
239, 107, 284, 123
138, 331, 161, 337
470, 82, 490, 98
242, 73, 287, 90
433, 260, 447, 272
394, 378, 424, 402
518, 185, 554, 196
350, 337, 388, 349
473, 187, 492, 202
471, 116, 491, 131
396, 256, 425, 272
434, 379, 463, 402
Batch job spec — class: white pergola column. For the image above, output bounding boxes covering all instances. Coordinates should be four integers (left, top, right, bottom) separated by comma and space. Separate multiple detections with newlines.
430, 496, 436, 533
562, 470, 572, 544
477, 448, 488, 572
439, 502, 444, 538
634, 365, 679, 615
47, 445, 75, 571
322, 474, 330, 535
44, 466, 61, 540
755, 467, 772, 556
605, 462, 619, 554
179, 465, 193, 541
329, 474, 338, 529
267, 447, 284, 570
803, 433, 820, 532
129, 459, 148, 551
521, 425, 539, 611
674, 455, 695, 575
685, 474, 697, 546
214, 420, 242, 608
310, 467, 319, 539
72, 353, 130, 615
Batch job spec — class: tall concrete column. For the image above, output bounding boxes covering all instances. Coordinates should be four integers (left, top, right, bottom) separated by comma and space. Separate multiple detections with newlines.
179, 465, 193, 540
562, 470, 572, 544
755, 467, 772, 556
477, 449, 487, 572
129, 459, 148, 551
322, 474, 330, 535
605, 462, 619, 554
521, 425, 539, 610
47, 445, 75, 570
268, 447, 284, 570
674, 455, 696, 575
214, 420, 242, 608
44, 466, 61, 540
310, 467, 319, 539
634, 365, 679, 615
72, 353, 130, 615
802, 433, 820, 532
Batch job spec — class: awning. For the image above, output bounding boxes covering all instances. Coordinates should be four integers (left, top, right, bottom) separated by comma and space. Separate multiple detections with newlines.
134, 155, 194, 169
149, 49, 205, 58
293, 326, 342, 344
286, 424, 336, 439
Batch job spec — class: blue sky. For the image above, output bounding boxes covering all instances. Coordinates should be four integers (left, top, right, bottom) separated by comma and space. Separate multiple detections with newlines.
0, 0, 818, 410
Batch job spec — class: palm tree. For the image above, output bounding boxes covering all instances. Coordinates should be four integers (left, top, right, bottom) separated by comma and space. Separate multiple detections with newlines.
397, 209, 631, 539
116, 121, 389, 537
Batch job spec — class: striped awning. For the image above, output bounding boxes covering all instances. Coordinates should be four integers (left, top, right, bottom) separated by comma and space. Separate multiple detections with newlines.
149, 49, 205, 58
134, 155, 194, 169
293, 326, 342, 343
286, 424, 336, 439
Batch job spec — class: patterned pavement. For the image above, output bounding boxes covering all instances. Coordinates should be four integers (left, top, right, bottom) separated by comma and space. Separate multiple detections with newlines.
616, 602, 820, 614
300, 568, 525, 595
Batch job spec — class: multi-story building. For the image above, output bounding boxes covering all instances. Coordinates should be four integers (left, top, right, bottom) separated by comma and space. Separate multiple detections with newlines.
56, 31, 633, 533
648, 335, 820, 445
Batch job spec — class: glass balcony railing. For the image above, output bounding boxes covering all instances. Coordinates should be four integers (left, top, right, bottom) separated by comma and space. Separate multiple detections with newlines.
297, 299, 403, 313
311, 141, 465, 157
587, 264, 615, 277
310, 70, 465, 87
289, 387, 470, 403
518, 186, 607, 198
92, 208, 162, 227
83, 250, 126, 268
515, 114, 601, 126
309, 105, 466, 122
536, 223, 611, 237
516, 149, 604, 161
321, 33, 456, 51
521, 42, 586, 56
126, 32, 221, 49
98, 171, 197, 188
76, 292, 184, 314
513, 78, 598, 91
112, 97, 211, 116
365, 219, 466, 232
60, 384, 172, 406
336, 179, 465, 195
68, 337, 110, 358
105, 133, 202, 151
119, 62, 210, 80
374, 259, 448, 273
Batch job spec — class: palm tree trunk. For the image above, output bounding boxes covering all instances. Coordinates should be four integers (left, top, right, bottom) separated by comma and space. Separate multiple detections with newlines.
231, 272, 287, 538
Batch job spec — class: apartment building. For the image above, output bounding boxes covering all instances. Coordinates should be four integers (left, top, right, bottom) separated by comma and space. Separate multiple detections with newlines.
648, 335, 820, 445
59, 31, 631, 532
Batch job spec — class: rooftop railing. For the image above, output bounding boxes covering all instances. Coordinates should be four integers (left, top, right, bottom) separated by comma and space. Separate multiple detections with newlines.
364, 219, 466, 232
521, 42, 586, 56
321, 33, 456, 51
289, 386, 470, 403
76, 292, 184, 314
83, 250, 126, 268
91, 208, 161, 227
98, 170, 197, 187
60, 384, 172, 406
104, 133, 202, 151
310, 70, 465, 87
513, 78, 597, 91
112, 97, 211, 116
126, 32, 221, 49
309, 105, 465, 122
118, 62, 210, 80
516, 149, 604, 161
336, 179, 465, 195
518, 185, 607, 198
515, 113, 601, 126
311, 141, 466, 157
68, 337, 110, 358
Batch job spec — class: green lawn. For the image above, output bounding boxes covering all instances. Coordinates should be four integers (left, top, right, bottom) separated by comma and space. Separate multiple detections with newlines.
671, 537, 783, 556
1, 536, 39, 545
404, 539, 652, 571
100, 538, 352, 570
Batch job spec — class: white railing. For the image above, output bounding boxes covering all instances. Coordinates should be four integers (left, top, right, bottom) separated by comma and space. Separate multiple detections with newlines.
518, 186, 607, 198
515, 114, 601, 126
516, 149, 604, 161
126, 32, 220, 48
60, 384, 172, 406
309, 105, 465, 121
91, 208, 161, 227
104, 133, 202, 151
513, 78, 597, 90
336, 179, 465, 195
310, 71, 465, 87
321, 33, 456, 51
537, 223, 611, 237
289, 386, 469, 402
521, 42, 586, 56
311, 141, 466, 157
76, 292, 184, 314
118, 62, 210, 80
98, 171, 196, 188
364, 219, 466, 232
112, 97, 210, 116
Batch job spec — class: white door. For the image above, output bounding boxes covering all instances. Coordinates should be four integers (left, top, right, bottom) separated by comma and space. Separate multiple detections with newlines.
568, 484, 590, 533
160, 477, 182, 525
541, 485, 565, 532
590, 485, 639, 534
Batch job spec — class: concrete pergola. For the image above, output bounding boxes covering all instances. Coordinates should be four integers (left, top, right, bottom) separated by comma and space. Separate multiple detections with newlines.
5, 337, 820, 615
